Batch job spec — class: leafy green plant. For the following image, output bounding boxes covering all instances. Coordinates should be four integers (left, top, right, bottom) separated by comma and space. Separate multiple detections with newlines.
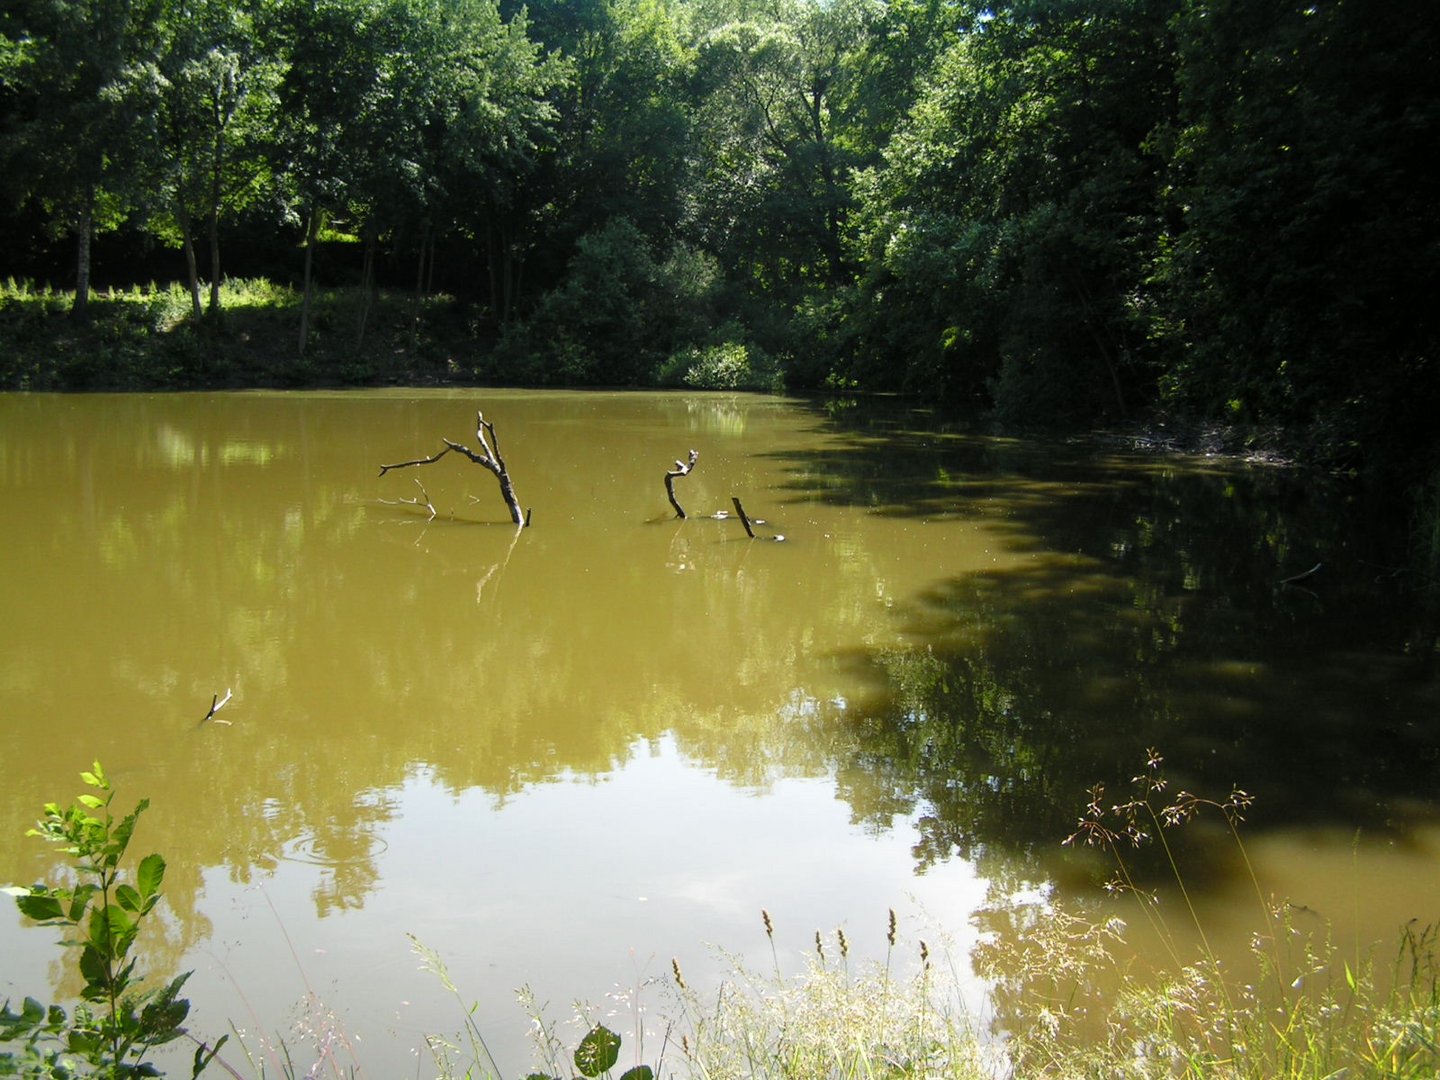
0, 762, 224, 1079
522, 1017, 651, 1080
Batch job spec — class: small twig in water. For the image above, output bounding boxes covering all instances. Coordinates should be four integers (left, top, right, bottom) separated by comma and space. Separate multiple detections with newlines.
379, 477, 436, 520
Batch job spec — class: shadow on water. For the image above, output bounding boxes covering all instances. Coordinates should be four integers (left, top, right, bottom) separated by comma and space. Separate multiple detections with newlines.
772, 399, 1440, 893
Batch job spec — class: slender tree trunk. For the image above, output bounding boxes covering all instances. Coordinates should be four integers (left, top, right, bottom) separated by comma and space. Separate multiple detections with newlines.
410, 224, 428, 349
206, 128, 224, 321
806, 83, 844, 283
298, 207, 319, 356
485, 215, 500, 324
485, 211, 519, 327
178, 207, 204, 320
72, 190, 94, 320
355, 227, 375, 349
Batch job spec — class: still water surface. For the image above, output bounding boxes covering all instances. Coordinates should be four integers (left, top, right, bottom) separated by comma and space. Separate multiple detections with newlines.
1, 390, 1437, 1074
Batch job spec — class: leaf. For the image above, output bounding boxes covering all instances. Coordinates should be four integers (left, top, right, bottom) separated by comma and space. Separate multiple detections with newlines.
79, 944, 109, 997
67, 883, 97, 922
77, 794, 104, 809
138, 973, 192, 1044
116, 883, 143, 913
137, 854, 166, 902
14, 893, 65, 922
107, 799, 150, 865
67, 1028, 100, 1055
86, 905, 137, 971
619, 1067, 654, 1080
191, 1033, 230, 1079
574, 1025, 621, 1078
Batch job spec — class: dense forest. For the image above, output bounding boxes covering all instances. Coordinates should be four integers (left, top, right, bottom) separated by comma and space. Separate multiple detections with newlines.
2, 0, 1438, 484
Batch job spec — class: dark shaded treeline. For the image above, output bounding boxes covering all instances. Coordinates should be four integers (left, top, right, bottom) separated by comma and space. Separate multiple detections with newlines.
2, 0, 1438, 478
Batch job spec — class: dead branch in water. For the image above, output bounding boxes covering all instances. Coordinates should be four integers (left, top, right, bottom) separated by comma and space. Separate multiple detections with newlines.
732, 496, 755, 538
729, 497, 784, 542
379, 410, 526, 525
378, 477, 436, 520
665, 449, 699, 518
200, 688, 233, 726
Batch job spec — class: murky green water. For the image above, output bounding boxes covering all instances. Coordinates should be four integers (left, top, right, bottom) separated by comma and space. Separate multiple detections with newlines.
2, 390, 1437, 1075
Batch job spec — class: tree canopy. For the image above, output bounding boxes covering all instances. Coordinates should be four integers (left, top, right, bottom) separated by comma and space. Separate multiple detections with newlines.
2, 0, 1437, 481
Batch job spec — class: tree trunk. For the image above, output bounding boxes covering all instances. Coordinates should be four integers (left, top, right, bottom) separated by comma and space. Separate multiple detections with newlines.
355, 227, 375, 349
178, 206, 204, 320
410, 224, 428, 349
206, 126, 225, 321
72, 190, 94, 320
298, 208, 319, 356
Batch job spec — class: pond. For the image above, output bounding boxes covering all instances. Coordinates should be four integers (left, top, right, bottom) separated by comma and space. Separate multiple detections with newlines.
1, 389, 1438, 1076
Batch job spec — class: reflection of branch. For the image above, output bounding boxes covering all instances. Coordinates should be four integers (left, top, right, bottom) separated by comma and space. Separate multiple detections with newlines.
665, 449, 699, 518
476, 522, 525, 604
200, 688, 233, 725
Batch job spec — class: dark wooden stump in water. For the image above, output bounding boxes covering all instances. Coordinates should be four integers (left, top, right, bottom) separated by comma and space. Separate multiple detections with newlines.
731, 496, 755, 538
665, 449, 699, 518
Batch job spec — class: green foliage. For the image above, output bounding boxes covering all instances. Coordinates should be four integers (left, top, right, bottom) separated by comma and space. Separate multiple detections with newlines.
522, 1019, 650, 1080
661, 340, 777, 391
0, 762, 224, 1079
496, 217, 677, 386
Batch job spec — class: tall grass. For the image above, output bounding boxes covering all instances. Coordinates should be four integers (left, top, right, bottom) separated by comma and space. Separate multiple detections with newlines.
981, 749, 1440, 1078
661, 918, 993, 1080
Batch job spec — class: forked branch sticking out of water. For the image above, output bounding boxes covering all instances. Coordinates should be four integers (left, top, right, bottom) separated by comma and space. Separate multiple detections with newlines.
666, 449, 699, 518
379, 409, 528, 526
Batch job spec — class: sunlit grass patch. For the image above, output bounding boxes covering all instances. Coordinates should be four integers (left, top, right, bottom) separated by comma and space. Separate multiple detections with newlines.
216, 276, 301, 310
666, 949, 995, 1080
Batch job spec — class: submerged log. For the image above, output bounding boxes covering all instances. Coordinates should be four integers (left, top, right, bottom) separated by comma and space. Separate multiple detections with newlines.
665, 449, 699, 519
379, 409, 527, 526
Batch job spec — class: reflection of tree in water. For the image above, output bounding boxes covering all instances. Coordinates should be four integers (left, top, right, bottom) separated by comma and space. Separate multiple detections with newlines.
786, 411, 1440, 893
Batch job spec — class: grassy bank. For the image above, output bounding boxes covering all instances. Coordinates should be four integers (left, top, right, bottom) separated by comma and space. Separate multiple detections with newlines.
0, 278, 487, 391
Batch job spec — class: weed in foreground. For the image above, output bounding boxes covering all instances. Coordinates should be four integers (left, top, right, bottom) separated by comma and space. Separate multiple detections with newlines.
663, 912, 993, 1080
0, 762, 226, 1079
979, 748, 1440, 1079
